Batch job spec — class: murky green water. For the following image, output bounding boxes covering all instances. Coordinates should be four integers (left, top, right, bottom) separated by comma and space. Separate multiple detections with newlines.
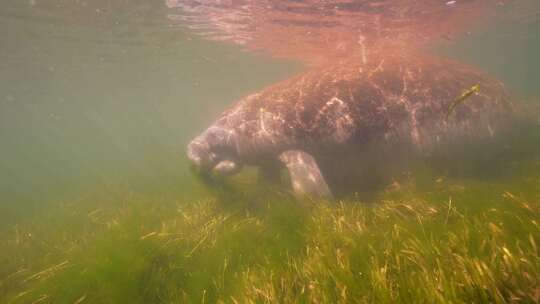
0, 0, 301, 216
1, 1, 539, 302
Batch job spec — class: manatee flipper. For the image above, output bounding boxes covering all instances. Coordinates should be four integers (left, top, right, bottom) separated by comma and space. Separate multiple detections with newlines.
278, 150, 333, 199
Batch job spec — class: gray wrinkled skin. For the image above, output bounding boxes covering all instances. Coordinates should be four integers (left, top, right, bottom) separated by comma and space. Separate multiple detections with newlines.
186, 53, 512, 198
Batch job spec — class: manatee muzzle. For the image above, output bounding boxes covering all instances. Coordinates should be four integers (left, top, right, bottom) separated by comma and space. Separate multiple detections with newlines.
212, 159, 243, 176
187, 139, 243, 176
186, 140, 217, 170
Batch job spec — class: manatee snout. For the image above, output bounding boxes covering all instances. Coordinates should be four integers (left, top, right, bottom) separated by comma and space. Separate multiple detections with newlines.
186, 134, 243, 176
187, 140, 216, 170
212, 159, 242, 175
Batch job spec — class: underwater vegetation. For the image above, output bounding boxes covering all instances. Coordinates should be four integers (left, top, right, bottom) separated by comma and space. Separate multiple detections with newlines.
1, 121, 539, 304
2, 1, 540, 303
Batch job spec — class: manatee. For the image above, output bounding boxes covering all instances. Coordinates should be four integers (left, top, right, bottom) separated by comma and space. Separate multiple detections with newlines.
186, 53, 512, 198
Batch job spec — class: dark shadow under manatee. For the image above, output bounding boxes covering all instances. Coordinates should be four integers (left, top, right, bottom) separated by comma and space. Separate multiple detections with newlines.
428, 119, 540, 180
190, 163, 303, 214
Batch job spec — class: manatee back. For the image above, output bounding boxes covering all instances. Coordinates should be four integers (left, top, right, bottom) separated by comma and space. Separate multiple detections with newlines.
215, 53, 512, 153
